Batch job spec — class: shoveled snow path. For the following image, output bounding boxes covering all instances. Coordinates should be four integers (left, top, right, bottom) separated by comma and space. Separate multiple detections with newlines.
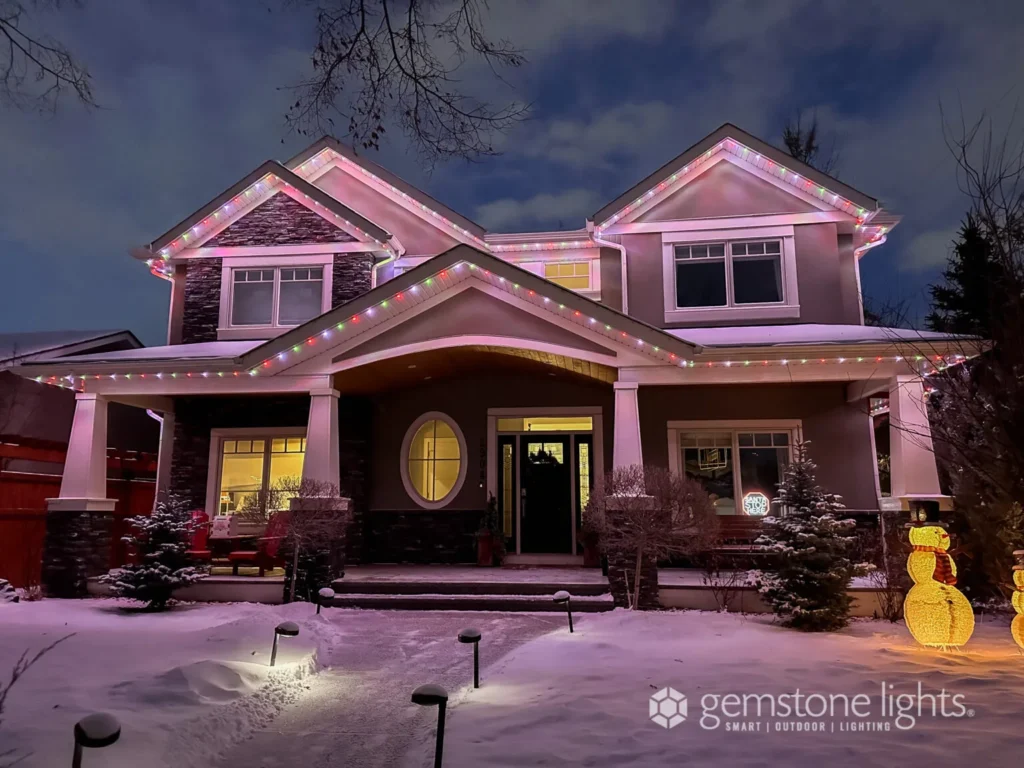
215, 610, 565, 768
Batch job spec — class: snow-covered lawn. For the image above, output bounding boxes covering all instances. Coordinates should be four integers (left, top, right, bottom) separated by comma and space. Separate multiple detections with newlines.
426, 610, 1024, 768
0, 599, 331, 768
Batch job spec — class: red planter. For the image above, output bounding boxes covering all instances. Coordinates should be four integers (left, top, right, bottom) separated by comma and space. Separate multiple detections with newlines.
477, 532, 494, 566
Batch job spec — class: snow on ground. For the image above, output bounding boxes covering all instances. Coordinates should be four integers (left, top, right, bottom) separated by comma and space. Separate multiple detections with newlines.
422, 610, 1024, 768
342, 565, 607, 584
0, 599, 333, 768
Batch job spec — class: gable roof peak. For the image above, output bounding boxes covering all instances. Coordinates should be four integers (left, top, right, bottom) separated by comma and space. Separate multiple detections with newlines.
591, 122, 882, 229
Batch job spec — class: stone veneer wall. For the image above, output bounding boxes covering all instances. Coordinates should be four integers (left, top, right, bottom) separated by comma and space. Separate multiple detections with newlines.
362, 510, 480, 563
167, 395, 310, 512
332, 253, 375, 307
204, 194, 356, 247
338, 396, 371, 563
181, 259, 222, 344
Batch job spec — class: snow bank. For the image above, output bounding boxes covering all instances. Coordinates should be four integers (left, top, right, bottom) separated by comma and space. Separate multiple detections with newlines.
0, 599, 336, 768
422, 610, 1024, 767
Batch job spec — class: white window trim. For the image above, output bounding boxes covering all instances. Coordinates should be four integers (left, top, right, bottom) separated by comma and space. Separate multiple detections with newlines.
661, 226, 800, 324
400, 411, 469, 510
217, 254, 334, 340
204, 427, 308, 515
666, 419, 802, 514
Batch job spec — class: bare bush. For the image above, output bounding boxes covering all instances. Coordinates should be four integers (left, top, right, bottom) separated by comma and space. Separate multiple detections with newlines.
588, 465, 718, 610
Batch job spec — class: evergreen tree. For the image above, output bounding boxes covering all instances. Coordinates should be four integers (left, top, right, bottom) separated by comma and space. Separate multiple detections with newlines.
926, 215, 1001, 337
100, 498, 203, 610
753, 441, 870, 631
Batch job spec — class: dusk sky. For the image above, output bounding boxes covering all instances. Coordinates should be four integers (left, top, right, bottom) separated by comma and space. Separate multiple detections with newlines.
2, 0, 1023, 344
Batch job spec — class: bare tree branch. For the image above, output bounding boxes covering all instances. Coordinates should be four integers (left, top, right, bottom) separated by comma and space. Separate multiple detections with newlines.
283, 0, 528, 167
0, 0, 94, 113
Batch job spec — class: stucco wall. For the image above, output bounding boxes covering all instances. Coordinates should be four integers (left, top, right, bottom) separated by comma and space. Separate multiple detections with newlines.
638, 382, 879, 510
367, 372, 614, 512
598, 246, 623, 311
336, 287, 616, 362
794, 223, 859, 325
636, 161, 817, 221
622, 224, 859, 328
314, 167, 461, 255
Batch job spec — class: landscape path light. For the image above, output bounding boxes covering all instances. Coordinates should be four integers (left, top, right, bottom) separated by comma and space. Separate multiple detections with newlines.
72, 713, 120, 768
317, 587, 336, 614
270, 620, 300, 666
411, 683, 449, 768
553, 590, 574, 633
458, 627, 482, 688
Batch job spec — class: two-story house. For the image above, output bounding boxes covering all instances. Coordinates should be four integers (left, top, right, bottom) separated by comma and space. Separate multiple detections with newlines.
18, 124, 975, 565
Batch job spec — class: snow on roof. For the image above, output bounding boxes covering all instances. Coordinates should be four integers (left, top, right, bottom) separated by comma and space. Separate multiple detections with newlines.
0, 330, 138, 364
55, 340, 262, 363
667, 324, 974, 349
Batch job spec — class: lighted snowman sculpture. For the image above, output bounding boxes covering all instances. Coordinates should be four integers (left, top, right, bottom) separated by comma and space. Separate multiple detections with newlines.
903, 504, 974, 649
1011, 550, 1024, 651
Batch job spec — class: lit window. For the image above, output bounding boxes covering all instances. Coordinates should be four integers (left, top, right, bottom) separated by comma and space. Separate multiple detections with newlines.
679, 430, 792, 515
404, 415, 465, 506
544, 262, 591, 290
217, 435, 305, 514
674, 240, 784, 309
230, 266, 324, 327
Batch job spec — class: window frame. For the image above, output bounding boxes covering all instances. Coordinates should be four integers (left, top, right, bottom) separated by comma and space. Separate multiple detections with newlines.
514, 256, 602, 298
205, 427, 307, 516
217, 254, 334, 340
661, 226, 799, 323
666, 420, 802, 515
399, 411, 468, 510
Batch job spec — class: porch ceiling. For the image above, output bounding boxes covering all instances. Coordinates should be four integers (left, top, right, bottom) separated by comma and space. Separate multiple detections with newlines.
331, 346, 614, 394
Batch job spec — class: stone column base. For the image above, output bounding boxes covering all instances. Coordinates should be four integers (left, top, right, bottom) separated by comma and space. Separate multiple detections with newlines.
604, 494, 661, 610
42, 498, 118, 599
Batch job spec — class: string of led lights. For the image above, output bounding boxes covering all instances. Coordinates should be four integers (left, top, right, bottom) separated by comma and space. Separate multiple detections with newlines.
144, 137, 887, 282
32, 260, 971, 393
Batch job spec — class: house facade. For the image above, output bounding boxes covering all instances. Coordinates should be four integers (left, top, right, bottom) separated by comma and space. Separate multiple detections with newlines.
18, 124, 974, 565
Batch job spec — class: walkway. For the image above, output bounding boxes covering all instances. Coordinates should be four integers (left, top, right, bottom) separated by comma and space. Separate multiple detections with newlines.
216, 610, 567, 768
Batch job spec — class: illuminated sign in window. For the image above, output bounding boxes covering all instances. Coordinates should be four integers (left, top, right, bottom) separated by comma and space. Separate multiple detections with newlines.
742, 491, 770, 516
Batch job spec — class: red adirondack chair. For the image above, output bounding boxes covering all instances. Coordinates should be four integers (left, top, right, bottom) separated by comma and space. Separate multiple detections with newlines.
185, 510, 212, 562
227, 511, 291, 576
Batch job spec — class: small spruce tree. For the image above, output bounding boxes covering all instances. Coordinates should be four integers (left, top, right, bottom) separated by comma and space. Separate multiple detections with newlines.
101, 497, 204, 610
753, 441, 871, 631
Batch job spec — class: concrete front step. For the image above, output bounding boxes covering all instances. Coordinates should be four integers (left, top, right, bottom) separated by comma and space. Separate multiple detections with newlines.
330, 579, 609, 597
327, 592, 615, 612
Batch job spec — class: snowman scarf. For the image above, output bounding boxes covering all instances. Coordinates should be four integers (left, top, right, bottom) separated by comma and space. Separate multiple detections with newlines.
912, 545, 958, 586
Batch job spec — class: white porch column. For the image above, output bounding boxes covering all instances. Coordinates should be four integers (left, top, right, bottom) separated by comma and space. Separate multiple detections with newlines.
154, 410, 175, 502
302, 388, 340, 488
612, 381, 643, 470
888, 375, 942, 500
49, 393, 115, 511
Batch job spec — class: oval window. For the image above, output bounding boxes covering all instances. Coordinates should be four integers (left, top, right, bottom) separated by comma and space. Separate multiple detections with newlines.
402, 412, 466, 508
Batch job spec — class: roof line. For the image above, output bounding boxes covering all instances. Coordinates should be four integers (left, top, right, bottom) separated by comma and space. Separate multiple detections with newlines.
286, 136, 487, 239
137, 160, 393, 262
240, 244, 697, 371
591, 122, 880, 225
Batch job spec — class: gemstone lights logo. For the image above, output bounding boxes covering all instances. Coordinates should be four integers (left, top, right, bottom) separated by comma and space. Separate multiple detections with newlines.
649, 687, 687, 729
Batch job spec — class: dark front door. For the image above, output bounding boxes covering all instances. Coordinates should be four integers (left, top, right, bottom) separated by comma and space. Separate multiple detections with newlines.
519, 435, 573, 553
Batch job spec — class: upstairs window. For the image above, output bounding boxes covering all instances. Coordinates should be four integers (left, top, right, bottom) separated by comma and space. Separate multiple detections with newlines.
544, 261, 591, 290
673, 239, 784, 310
230, 266, 324, 328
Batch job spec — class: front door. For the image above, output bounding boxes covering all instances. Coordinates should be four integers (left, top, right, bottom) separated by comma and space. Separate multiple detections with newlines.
519, 435, 573, 553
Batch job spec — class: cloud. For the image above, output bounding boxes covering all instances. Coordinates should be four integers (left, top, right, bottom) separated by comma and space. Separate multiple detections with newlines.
902, 228, 958, 272
475, 189, 603, 231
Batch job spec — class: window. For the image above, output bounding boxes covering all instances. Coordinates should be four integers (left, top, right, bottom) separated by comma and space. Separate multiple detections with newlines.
401, 413, 467, 508
674, 239, 783, 310
674, 244, 727, 308
731, 241, 782, 304
279, 268, 324, 325
217, 436, 306, 514
675, 428, 794, 516
229, 266, 324, 328
544, 262, 591, 290
496, 416, 594, 432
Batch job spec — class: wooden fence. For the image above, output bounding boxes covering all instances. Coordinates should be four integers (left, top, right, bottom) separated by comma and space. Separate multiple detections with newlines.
0, 472, 155, 588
